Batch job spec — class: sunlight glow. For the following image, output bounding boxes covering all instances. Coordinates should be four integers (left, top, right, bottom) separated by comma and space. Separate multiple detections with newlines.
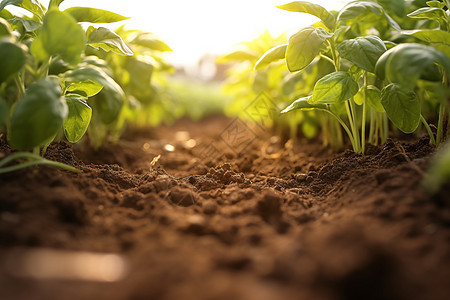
42, 0, 348, 67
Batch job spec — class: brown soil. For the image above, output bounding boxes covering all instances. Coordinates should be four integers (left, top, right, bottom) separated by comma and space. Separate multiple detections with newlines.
0, 116, 449, 300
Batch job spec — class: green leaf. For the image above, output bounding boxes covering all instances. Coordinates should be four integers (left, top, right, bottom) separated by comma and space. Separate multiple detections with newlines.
407, 7, 446, 21
66, 79, 103, 98
131, 33, 172, 52
48, 0, 64, 8
381, 83, 420, 133
30, 34, 48, 62
8, 17, 40, 32
64, 94, 92, 143
38, 9, 85, 64
281, 96, 328, 113
0, 8, 13, 20
216, 49, 258, 63
337, 1, 401, 31
64, 7, 129, 23
411, 30, 450, 57
0, 39, 26, 83
337, 35, 387, 73
0, 0, 44, 19
381, 43, 450, 89
426, 1, 445, 9
0, 97, 8, 129
0, 17, 12, 36
286, 26, 333, 72
277, 1, 335, 30
310, 71, 359, 104
377, 0, 406, 17
86, 26, 133, 56
63, 66, 125, 124
254, 44, 287, 70
354, 85, 384, 112
424, 140, 450, 194
8, 77, 67, 150
125, 58, 154, 95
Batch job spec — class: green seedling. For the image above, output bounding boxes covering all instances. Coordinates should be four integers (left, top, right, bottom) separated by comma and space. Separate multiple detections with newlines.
257, 1, 398, 153
0, 0, 134, 173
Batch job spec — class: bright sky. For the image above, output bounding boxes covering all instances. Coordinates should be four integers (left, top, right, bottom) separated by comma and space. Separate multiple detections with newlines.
40, 0, 348, 67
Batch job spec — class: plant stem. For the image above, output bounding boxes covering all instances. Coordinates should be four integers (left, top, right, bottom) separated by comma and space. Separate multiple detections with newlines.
345, 100, 360, 152
350, 99, 361, 151
0, 152, 80, 174
382, 113, 389, 144
436, 103, 446, 145
361, 72, 367, 154
420, 114, 436, 146
369, 109, 375, 145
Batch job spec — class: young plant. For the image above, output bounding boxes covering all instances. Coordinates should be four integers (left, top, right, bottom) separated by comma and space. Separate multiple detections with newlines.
256, 1, 399, 153
0, 0, 133, 171
390, 0, 450, 146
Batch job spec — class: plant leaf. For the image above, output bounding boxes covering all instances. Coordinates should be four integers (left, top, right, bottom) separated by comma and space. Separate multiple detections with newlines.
131, 33, 172, 52
377, 0, 406, 17
216, 49, 258, 63
64, 94, 92, 143
66, 79, 103, 98
8, 17, 40, 32
281, 96, 328, 113
0, 39, 26, 83
310, 71, 359, 104
64, 7, 129, 23
0, 17, 12, 36
337, 1, 401, 31
354, 85, 384, 112
411, 29, 450, 57
381, 83, 420, 133
48, 0, 64, 9
87, 26, 133, 56
337, 35, 387, 73
380, 43, 450, 89
426, 1, 445, 9
8, 77, 67, 150
39, 9, 85, 64
0, 0, 44, 19
125, 58, 154, 95
255, 44, 287, 70
423, 140, 450, 194
277, 1, 335, 30
407, 7, 446, 21
286, 26, 333, 72
63, 66, 125, 124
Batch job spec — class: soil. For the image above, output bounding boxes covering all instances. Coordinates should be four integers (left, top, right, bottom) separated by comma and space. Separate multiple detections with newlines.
0, 116, 449, 300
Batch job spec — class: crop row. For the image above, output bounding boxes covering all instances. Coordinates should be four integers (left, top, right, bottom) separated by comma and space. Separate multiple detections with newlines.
219, 0, 450, 192
0, 0, 173, 172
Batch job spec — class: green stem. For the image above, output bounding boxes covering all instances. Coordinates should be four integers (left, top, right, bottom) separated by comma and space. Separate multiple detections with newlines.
328, 39, 340, 72
420, 115, 436, 146
321, 108, 356, 151
369, 109, 375, 145
436, 103, 446, 145
0, 152, 80, 174
319, 54, 335, 67
15, 76, 25, 97
345, 101, 360, 152
361, 72, 367, 154
382, 113, 389, 144
37, 57, 52, 79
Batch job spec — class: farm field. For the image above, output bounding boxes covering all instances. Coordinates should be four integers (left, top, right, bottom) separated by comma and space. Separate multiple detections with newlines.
1, 0, 450, 299
1, 116, 449, 300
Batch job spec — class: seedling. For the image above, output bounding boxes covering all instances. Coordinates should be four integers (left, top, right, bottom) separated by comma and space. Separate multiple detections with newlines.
0, 0, 135, 172
256, 0, 450, 152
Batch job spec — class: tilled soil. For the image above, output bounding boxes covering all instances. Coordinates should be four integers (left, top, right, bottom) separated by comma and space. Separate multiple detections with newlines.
0, 116, 449, 300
